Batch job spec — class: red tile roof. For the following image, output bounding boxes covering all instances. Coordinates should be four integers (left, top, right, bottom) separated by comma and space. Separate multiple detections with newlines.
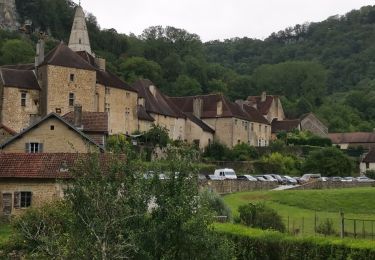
0, 124, 17, 135
242, 105, 270, 125
329, 132, 375, 144
62, 111, 108, 133
247, 95, 277, 115
0, 153, 124, 179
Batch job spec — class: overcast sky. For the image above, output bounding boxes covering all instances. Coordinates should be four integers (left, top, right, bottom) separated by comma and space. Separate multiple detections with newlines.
76, 0, 374, 42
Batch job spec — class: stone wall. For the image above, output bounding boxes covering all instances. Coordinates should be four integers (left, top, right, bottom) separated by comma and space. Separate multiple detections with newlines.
291, 181, 375, 190
0, 128, 13, 144
1, 117, 99, 153
199, 180, 278, 194
1, 86, 40, 132
0, 179, 64, 216
185, 118, 213, 150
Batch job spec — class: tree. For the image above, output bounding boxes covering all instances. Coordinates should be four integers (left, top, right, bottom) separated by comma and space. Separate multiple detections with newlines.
119, 56, 162, 84
303, 147, 353, 177
142, 124, 170, 148
255, 152, 301, 176
171, 74, 202, 96
0, 39, 34, 65
231, 143, 259, 161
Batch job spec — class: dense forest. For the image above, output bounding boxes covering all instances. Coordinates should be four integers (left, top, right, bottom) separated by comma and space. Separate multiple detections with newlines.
2, 0, 375, 132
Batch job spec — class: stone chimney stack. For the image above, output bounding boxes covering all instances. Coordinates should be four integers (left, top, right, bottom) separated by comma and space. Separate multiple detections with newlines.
193, 97, 203, 119
216, 100, 223, 116
73, 104, 83, 129
95, 57, 106, 71
34, 39, 45, 67
261, 91, 267, 102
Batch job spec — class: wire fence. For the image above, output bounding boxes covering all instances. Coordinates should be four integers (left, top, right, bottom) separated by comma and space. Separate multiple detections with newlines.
282, 212, 375, 240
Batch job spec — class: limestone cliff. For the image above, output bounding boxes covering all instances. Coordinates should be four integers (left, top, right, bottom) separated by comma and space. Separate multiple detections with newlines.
0, 0, 18, 30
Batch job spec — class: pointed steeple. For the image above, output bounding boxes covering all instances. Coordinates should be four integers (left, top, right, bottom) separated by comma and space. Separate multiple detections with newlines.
68, 5, 92, 54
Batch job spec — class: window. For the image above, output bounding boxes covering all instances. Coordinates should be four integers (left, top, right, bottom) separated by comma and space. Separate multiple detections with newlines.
105, 103, 110, 113
265, 126, 268, 133
259, 124, 261, 132
21, 92, 27, 107
26, 142, 43, 153
50, 125, 55, 131
69, 93, 75, 106
125, 107, 130, 115
14, 191, 32, 209
126, 92, 130, 98
105, 87, 110, 95
70, 74, 75, 82
79, 38, 82, 44
235, 119, 238, 125
366, 162, 370, 169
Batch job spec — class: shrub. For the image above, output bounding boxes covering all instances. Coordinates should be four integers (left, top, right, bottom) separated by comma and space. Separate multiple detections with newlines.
203, 141, 231, 161
365, 170, 375, 180
316, 219, 336, 237
238, 203, 285, 232
200, 189, 231, 220
254, 152, 301, 176
231, 143, 259, 161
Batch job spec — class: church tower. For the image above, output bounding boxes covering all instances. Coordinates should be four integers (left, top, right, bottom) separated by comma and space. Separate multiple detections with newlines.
68, 4, 92, 54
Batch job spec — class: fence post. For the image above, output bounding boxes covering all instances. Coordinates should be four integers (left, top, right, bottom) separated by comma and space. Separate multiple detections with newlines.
363, 220, 365, 239
354, 219, 357, 239
340, 211, 345, 239
314, 211, 317, 236
288, 216, 290, 234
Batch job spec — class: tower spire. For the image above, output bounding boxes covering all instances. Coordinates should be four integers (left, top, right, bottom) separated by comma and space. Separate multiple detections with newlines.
68, 5, 92, 54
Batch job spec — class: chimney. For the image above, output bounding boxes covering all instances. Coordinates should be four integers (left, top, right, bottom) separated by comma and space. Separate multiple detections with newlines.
35, 39, 45, 67
216, 100, 223, 116
149, 85, 157, 97
261, 91, 267, 102
73, 104, 83, 129
95, 57, 106, 71
193, 97, 202, 119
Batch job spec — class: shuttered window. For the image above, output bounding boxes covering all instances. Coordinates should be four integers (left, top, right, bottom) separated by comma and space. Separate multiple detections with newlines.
25, 143, 43, 153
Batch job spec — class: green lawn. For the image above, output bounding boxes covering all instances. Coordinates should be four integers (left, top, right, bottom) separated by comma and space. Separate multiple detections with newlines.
0, 223, 11, 247
223, 187, 375, 237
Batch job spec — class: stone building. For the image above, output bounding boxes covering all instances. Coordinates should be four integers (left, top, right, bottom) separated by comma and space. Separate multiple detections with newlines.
247, 92, 285, 123
300, 113, 328, 137
0, 123, 16, 144
329, 132, 375, 150
0, 0, 18, 30
360, 150, 375, 174
0, 113, 104, 153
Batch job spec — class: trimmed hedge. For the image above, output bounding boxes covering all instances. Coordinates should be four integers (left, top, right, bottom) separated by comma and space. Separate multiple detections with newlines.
215, 223, 375, 260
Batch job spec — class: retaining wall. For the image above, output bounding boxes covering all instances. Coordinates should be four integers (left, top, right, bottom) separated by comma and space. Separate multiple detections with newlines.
199, 180, 278, 194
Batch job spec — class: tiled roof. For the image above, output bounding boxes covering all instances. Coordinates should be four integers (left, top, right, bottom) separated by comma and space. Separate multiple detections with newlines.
40, 42, 96, 71
170, 94, 250, 121
132, 79, 184, 118
184, 113, 215, 134
328, 132, 375, 144
96, 70, 137, 92
62, 111, 108, 133
242, 105, 270, 125
363, 150, 375, 163
247, 95, 276, 115
137, 105, 155, 122
0, 153, 124, 179
0, 113, 104, 151
1, 64, 35, 70
0, 68, 40, 90
271, 119, 301, 133
0, 124, 17, 135
76, 51, 97, 68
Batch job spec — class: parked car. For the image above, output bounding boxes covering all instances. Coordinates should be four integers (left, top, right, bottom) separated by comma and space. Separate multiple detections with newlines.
321, 177, 329, 182
331, 176, 343, 182
270, 174, 287, 184
263, 175, 278, 182
209, 168, 237, 180
356, 176, 375, 182
255, 175, 268, 182
300, 174, 322, 183
342, 177, 356, 182
284, 175, 298, 185
243, 175, 258, 181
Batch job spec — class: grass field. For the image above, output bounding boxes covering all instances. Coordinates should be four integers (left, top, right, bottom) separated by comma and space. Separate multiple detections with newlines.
223, 187, 375, 238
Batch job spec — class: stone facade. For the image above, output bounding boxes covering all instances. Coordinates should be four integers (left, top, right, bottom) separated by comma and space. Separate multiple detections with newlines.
0, 87, 40, 132
43, 65, 96, 116
1, 117, 100, 153
150, 113, 186, 140
185, 118, 213, 149
0, 127, 13, 144
300, 113, 328, 137
199, 180, 278, 195
0, 180, 64, 216
249, 122, 271, 146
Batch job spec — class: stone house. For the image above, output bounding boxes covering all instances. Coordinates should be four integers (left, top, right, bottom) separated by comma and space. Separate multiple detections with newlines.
170, 94, 271, 148
0, 113, 104, 153
329, 132, 375, 150
247, 92, 285, 123
300, 113, 328, 137
0, 153, 118, 217
0, 123, 16, 144
360, 150, 375, 174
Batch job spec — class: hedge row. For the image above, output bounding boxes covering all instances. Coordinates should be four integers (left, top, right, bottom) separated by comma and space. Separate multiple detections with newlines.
215, 223, 375, 260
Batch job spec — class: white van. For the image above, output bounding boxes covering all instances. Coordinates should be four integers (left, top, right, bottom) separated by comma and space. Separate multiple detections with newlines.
300, 174, 321, 183
209, 168, 237, 180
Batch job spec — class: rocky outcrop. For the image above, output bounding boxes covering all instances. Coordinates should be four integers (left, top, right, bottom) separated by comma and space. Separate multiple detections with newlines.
0, 0, 18, 30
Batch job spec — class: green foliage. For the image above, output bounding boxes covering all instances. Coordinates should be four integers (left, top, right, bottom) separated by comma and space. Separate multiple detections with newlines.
0, 39, 34, 64
365, 170, 375, 180
203, 142, 258, 161
231, 143, 259, 161
203, 141, 232, 161
200, 189, 232, 220
238, 203, 285, 232
172, 74, 202, 96
215, 223, 375, 260
303, 147, 354, 177
141, 124, 170, 148
106, 134, 134, 155
119, 56, 162, 84
286, 131, 332, 147
316, 219, 336, 237
255, 152, 301, 176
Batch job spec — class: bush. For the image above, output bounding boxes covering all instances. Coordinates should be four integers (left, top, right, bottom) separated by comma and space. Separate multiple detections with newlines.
203, 141, 231, 161
316, 219, 336, 237
200, 189, 231, 220
231, 143, 259, 161
238, 203, 285, 232
254, 152, 301, 176
365, 170, 375, 180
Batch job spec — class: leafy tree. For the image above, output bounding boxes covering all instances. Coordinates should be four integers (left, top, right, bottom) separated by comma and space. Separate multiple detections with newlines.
231, 143, 259, 161
119, 56, 162, 84
303, 147, 354, 177
199, 189, 231, 220
203, 141, 232, 161
0, 39, 34, 64
171, 74, 202, 96
142, 124, 170, 148
255, 152, 301, 176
